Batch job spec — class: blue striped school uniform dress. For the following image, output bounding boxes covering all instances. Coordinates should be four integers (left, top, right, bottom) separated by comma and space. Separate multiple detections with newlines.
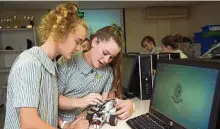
57, 52, 113, 123
4, 46, 58, 129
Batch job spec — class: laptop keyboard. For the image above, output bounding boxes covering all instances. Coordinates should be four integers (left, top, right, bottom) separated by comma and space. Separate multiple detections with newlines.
126, 113, 168, 129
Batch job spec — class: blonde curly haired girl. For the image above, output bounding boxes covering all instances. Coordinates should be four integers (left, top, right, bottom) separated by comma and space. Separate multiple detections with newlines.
4, 2, 89, 129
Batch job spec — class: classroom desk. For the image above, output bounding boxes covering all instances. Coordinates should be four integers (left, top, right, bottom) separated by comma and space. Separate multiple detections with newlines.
90, 98, 151, 129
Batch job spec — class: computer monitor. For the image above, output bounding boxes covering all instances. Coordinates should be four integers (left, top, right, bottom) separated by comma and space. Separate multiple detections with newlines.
152, 53, 181, 70
121, 55, 137, 94
122, 54, 153, 100
200, 42, 220, 59
160, 52, 181, 59
150, 59, 220, 129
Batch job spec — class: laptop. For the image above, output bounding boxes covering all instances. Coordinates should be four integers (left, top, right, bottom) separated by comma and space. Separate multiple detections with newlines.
126, 59, 220, 129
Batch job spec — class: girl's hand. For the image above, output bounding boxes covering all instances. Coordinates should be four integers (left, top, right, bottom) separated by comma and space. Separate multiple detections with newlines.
115, 99, 134, 120
78, 93, 104, 108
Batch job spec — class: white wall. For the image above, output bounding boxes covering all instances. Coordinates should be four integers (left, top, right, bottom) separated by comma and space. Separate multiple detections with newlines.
124, 8, 189, 53
0, 7, 190, 53
1, 2, 220, 53
188, 2, 220, 38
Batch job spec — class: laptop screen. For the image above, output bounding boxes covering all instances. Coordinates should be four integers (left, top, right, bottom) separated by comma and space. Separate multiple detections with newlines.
151, 63, 219, 129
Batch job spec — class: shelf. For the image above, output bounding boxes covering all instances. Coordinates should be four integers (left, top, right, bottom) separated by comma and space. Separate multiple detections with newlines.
0, 68, 11, 73
0, 86, 7, 88
0, 86, 7, 106
0, 102, 5, 106
0, 85, 7, 89
0, 50, 24, 53
0, 26, 36, 101
0, 28, 33, 31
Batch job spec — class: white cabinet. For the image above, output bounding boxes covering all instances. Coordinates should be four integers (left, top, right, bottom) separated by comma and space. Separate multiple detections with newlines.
0, 28, 37, 105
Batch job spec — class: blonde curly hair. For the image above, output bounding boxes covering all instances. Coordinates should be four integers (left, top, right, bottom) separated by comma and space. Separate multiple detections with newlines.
38, 2, 87, 44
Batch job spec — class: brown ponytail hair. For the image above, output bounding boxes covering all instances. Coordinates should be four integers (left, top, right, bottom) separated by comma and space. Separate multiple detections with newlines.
161, 35, 179, 50
89, 24, 124, 98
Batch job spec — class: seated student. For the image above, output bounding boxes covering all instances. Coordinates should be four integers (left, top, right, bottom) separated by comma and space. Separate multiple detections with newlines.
141, 36, 161, 54
57, 24, 134, 125
174, 33, 192, 43
161, 35, 188, 59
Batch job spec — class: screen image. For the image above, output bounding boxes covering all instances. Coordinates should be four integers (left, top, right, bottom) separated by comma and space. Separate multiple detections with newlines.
152, 63, 218, 129
122, 56, 136, 91
82, 9, 123, 37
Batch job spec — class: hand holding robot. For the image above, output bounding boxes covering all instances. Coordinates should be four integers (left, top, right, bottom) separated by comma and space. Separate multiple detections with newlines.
86, 99, 119, 129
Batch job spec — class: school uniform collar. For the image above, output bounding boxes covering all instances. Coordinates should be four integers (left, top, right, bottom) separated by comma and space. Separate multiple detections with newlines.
27, 46, 57, 76
94, 66, 107, 80
174, 49, 183, 53
75, 51, 93, 75
151, 47, 158, 54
